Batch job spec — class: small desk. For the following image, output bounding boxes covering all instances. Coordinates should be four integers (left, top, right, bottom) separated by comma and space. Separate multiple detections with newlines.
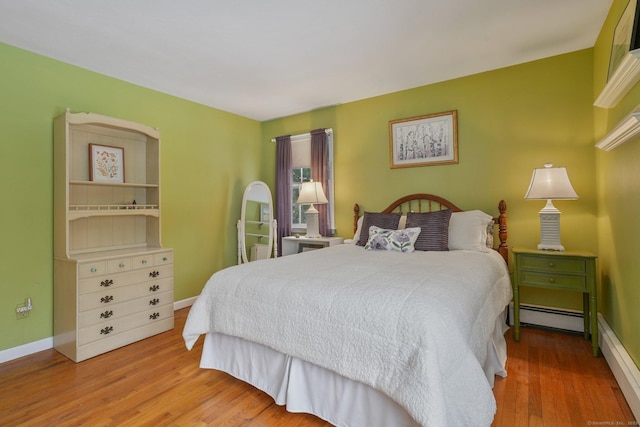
282, 236, 344, 256
512, 247, 598, 357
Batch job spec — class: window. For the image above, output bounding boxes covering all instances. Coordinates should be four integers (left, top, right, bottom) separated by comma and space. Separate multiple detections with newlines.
292, 167, 311, 229
289, 132, 335, 234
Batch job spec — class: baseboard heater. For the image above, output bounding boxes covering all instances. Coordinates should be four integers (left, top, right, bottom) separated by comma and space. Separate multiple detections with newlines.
508, 303, 585, 334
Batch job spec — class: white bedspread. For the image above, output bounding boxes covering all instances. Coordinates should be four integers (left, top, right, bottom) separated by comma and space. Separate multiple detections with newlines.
183, 244, 512, 427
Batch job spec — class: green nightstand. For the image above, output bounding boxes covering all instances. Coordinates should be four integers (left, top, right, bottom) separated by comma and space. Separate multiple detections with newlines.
512, 247, 599, 357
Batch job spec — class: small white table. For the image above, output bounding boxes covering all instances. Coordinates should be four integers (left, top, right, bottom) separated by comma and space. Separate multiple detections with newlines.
281, 236, 344, 256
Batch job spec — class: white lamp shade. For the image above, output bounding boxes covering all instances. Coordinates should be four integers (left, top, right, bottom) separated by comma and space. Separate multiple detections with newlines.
297, 181, 328, 205
524, 164, 578, 200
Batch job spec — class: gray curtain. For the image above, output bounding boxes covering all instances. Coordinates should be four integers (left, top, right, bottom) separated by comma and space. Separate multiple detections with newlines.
275, 135, 292, 256
311, 129, 330, 237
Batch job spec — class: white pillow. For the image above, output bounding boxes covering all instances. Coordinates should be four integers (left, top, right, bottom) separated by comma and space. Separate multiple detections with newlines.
350, 215, 365, 243
448, 210, 494, 252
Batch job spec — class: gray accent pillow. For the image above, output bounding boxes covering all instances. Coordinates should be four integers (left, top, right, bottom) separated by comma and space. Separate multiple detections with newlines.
356, 212, 402, 246
405, 209, 452, 251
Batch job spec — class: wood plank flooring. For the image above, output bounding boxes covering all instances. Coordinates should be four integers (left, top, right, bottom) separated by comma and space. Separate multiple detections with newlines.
0, 308, 635, 426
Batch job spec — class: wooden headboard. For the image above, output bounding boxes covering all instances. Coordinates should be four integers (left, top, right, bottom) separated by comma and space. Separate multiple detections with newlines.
353, 194, 508, 264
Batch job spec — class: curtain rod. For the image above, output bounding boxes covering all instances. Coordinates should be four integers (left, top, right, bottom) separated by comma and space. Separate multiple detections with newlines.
270, 128, 333, 143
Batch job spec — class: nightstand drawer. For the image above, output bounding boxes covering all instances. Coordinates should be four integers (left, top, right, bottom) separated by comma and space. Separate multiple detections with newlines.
519, 255, 585, 274
520, 271, 586, 291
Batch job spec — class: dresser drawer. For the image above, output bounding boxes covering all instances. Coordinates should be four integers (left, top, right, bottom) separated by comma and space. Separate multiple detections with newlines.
154, 251, 173, 265
78, 277, 173, 311
107, 257, 132, 274
78, 262, 107, 278
78, 290, 173, 327
78, 264, 173, 295
520, 271, 586, 291
131, 250, 172, 269
519, 254, 585, 274
78, 304, 174, 346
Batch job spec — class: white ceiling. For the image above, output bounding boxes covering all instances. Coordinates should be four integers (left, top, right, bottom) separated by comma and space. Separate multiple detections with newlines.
0, 0, 612, 121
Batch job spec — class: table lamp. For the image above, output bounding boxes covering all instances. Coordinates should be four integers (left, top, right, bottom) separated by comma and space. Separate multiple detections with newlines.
296, 181, 328, 238
524, 163, 578, 251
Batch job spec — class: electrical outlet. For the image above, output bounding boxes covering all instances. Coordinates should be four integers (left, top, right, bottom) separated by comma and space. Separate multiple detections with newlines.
16, 305, 29, 319
16, 297, 32, 319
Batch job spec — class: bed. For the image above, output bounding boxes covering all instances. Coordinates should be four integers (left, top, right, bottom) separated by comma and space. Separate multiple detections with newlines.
183, 194, 512, 427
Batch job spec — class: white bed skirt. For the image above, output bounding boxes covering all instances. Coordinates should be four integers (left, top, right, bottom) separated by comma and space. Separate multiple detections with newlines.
199, 311, 509, 427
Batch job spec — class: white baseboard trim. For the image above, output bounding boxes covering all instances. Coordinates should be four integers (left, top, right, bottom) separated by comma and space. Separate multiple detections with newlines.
0, 337, 54, 365
174, 296, 197, 311
599, 313, 640, 421
0, 297, 197, 364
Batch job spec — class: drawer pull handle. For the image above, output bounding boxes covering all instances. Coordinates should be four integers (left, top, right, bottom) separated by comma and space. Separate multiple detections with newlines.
100, 279, 113, 287
100, 295, 114, 304
149, 298, 160, 305
548, 278, 555, 283
163, 257, 168, 261
149, 312, 160, 320
149, 284, 160, 292
549, 262, 555, 267
100, 326, 114, 335
119, 263, 125, 268
142, 260, 148, 265
149, 271, 160, 278
91, 267, 98, 273
100, 310, 113, 319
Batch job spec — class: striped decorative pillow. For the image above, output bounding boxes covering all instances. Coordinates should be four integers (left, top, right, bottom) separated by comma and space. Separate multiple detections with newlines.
356, 212, 402, 246
405, 210, 452, 251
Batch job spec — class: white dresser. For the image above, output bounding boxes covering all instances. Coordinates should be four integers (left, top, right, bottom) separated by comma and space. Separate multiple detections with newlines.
53, 110, 174, 362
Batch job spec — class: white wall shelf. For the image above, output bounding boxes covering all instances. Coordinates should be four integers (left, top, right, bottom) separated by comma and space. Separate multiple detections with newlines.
595, 107, 640, 151
595, 49, 640, 109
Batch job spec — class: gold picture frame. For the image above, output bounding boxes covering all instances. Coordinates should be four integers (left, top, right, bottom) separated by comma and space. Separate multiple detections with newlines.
389, 110, 458, 168
89, 144, 125, 183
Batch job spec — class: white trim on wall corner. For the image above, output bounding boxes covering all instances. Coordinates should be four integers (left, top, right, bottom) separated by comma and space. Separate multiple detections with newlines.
0, 298, 196, 365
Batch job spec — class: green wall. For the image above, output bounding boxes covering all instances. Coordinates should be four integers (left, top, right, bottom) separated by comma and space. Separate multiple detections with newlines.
594, 0, 640, 369
0, 42, 262, 351
5, 12, 635, 370
263, 49, 597, 311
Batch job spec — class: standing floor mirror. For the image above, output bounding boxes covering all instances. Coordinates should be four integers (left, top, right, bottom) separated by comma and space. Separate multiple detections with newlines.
237, 181, 277, 264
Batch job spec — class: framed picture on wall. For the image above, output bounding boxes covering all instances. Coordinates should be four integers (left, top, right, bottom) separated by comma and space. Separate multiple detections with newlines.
89, 144, 125, 183
608, 0, 640, 81
389, 110, 458, 168
260, 203, 270, 223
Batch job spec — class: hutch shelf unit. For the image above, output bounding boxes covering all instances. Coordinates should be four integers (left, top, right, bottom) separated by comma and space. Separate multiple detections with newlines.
53, 110, 174, 362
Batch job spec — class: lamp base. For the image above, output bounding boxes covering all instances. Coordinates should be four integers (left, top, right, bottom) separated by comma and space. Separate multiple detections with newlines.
537, 242, 565, 251
305, 205, 322, 238
537, 200, 565, 251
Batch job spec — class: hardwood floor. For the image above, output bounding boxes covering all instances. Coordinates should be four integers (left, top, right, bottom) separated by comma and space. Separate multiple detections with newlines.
0, 308, 635, 426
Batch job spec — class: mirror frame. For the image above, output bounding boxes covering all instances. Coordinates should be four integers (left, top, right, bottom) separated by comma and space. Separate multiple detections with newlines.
237, 181, 277, 264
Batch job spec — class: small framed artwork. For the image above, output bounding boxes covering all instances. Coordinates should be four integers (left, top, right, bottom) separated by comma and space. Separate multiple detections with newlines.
608, 0, 640, 81
89, 144, 125, 183
389, 110, 458, 168
260, 203, 270, 223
